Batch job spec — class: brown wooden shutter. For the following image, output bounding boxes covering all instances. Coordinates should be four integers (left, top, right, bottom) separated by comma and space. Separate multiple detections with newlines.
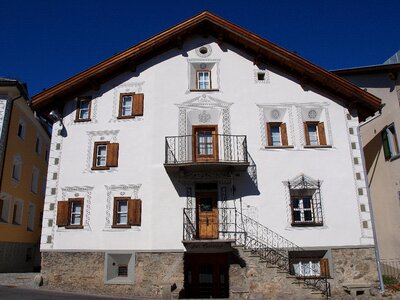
133, 93, 144, 116
56, 201, 69, 226
280, 123, 288, 146
106, 143, 119, 167
128, 199, 142, 226
320, 258, 330, 277
318, 122, 327, 145
304, 122, 310, 145
266, 123, 272, 146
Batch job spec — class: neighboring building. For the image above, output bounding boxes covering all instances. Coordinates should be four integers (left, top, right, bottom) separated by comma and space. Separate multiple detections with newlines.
32, 12, 381, 299
334, 59, 400, 278
0, 78, 50, 272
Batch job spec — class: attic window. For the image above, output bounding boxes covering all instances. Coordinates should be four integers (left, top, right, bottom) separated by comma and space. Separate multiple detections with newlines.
199, 47, 208, 55
257, 72, 265, 81
254, 70, 270, 83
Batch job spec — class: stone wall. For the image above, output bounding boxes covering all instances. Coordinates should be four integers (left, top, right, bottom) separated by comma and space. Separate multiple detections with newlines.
331, 247, 380, 297
41, 251, 184, 298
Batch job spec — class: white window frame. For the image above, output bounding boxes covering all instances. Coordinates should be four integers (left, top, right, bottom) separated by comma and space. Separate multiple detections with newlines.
70, 201, 82, 226
292, 196, 314, 224
115, 199, 128, 225
293, 260, 321, 277
197, 70, 211, 90
78, 98, 91, 120
96, 144, 108, 167
270, 124, 282, 146
387, 124, 399, 157
121, 95, 133, 117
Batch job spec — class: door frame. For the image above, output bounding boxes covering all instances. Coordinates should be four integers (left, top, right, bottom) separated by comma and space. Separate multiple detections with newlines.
192, 125, 219, 162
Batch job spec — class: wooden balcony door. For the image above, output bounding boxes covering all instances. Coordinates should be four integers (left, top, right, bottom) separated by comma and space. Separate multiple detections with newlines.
192, 125, 218, 162
196, 192, 218, 239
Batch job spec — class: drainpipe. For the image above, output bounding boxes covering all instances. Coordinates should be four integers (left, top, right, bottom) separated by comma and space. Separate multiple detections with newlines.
356, 125, 384, 293
0, 86, 26, 189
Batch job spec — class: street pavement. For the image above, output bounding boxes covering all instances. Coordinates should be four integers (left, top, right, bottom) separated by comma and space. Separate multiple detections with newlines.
0, 285, 144, 300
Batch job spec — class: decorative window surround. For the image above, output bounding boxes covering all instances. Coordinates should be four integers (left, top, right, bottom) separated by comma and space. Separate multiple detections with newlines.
68, 95, 98, 125
110, 82, 144, 123
283, 174, 324, 228
55, 185, 94, 232
85, 130, 119, 173
104, 184, 141, 230
296, 103, 333, 147
257, 104, 294, 149
187, 58, 221, 92
345, 109, 373, 244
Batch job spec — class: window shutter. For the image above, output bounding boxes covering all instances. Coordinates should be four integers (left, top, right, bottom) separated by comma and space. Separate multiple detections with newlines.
320, 258, 330, 278
128, 199, 142, 226
266, 123, 272, 146
382, 128, 392, 160
304, 122, 310, 145
56, 201, 69, 227
106, 143, 119, 167
133, 93, 144, 116
318, 122, 327, 145
280, 123, 288, 146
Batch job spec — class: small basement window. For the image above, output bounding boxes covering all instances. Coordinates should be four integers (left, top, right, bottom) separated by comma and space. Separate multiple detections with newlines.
104, 252, 135, 284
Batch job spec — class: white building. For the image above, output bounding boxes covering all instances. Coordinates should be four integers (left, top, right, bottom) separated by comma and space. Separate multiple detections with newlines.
32, 12, 381, 299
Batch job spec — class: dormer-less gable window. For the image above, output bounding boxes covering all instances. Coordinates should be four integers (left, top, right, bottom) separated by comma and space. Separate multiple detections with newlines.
75, 97, 92, 122
189, 60, 219, 91
118, 93, 144, 119
197, 70, 211, 90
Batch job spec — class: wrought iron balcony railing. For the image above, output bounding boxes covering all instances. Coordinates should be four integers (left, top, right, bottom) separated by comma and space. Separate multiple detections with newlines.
165, 134, 248, 166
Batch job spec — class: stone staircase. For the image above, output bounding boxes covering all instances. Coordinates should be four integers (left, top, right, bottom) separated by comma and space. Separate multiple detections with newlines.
229, 245, 328, 299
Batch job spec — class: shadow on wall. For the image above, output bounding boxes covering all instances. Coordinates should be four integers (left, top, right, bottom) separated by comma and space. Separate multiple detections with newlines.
363, 132, 382, 186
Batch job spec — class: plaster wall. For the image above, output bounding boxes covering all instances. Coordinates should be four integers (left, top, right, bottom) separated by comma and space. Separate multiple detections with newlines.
41, 36, 372, 252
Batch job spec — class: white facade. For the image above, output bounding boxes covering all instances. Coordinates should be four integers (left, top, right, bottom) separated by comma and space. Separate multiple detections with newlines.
40, 36, 374, 252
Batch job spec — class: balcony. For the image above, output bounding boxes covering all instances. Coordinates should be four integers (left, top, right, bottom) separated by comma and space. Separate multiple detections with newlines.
164, 134, 249, 173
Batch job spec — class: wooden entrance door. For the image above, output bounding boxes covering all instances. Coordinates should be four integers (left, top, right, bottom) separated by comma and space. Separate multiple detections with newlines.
192, 125, 219, 162
196, 192, 218, 239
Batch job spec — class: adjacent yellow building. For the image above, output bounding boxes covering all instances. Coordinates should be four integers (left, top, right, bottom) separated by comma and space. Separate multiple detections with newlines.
0, 78, 50, 272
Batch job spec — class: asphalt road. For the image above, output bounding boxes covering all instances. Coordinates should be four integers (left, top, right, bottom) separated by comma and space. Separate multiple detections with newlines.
0, 286, 144, 300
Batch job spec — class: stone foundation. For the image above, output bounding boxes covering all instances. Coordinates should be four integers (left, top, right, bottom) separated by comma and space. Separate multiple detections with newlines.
41, 251, 184, 298
41, 246, 380, 299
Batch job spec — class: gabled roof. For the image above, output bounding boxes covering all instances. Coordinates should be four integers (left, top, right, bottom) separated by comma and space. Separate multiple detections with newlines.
31, 11, 381, 119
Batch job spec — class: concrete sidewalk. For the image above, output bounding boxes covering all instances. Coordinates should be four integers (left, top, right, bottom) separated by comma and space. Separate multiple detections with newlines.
0, 273, 38, 288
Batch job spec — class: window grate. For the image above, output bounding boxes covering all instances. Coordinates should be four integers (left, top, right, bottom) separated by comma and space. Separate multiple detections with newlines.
118, 265, 128, 277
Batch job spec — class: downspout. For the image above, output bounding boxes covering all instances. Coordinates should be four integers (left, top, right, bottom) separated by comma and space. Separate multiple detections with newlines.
0, 83, 27, 189
356, 124, 384, 293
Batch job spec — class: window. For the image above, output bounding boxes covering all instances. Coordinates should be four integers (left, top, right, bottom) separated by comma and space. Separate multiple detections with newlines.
56, 198, 84, 228
289, 251, 330, 278
288, 175, 323, 227
382, 124, 399, 160
118, 265, 128, 277
12, 200, 23, 225
118, 93, 144, 118
304, 122, 326, 146
27, 203, 35, 231
266, 122, 288, 146
17, 121, 26, 139
12, 161, 22, 181
75, 97, 92, 121
92, 142, 119, 170
192, 125, 218, 162
35, 137, 42, 155
197, 71, 211, 90
112, 198, 142, 228
105, 252, 135, 284
189, 62, 219, 91
31, 168, 39, 194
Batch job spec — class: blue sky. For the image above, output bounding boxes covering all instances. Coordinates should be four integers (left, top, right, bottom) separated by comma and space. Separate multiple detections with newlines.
1, 0, 399, 96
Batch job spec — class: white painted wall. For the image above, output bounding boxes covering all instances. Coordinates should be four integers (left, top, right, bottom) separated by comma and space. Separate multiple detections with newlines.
41, 36, 373, 251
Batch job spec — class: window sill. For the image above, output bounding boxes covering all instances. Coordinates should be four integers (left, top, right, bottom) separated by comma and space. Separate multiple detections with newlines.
303, 145, 332, 149
27, 228, 33, 232
74, 118, 91, 123
92, 166, 110, 171
265, 145, 294, 149
291, 223, 324, 227
117, 116, 135, 120
111, 225, 131, 228
12, 222, 21, 225
189, 89, 219, 92
389, 153, 400, 162
65, 225, 84, 229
